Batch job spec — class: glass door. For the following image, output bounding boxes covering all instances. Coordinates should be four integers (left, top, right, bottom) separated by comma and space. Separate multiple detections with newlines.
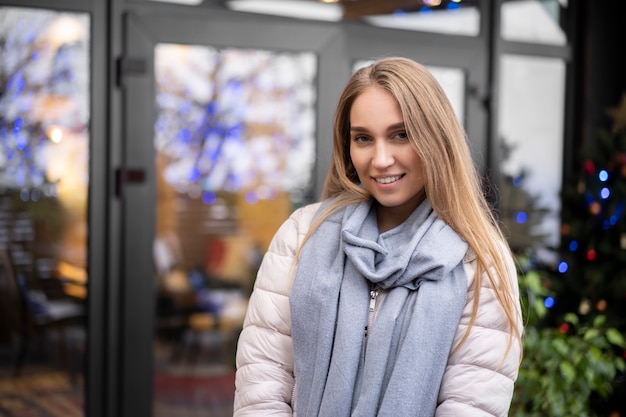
121, 8, 346, 416
0, 6, 90, 416
151, 42, 318, 417
121, 5, 485, 416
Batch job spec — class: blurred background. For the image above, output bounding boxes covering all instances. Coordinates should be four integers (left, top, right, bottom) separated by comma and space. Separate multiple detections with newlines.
0, 0, 625, 416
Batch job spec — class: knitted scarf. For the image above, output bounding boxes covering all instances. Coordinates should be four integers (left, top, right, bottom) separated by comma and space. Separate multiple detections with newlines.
290, 198, 468, 417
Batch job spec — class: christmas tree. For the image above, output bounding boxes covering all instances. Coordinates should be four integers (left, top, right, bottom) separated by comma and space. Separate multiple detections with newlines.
508, 94, 626, 416
553, 93, 626, 333
518, 93, 626, 416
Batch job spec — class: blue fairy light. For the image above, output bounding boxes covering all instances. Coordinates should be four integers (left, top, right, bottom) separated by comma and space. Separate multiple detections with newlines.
419, 6, 433, 14
226, 79, 244, 96
512, 175, 524, 187
610, 215, 618, 225
15, 135, 27, 151
515, 211, 528, 224
544, 297, 555, 309
19, 188, 29, 202
201, 191, 216, 205
600, 187, 610, 199
31, 188, 41, 202
206, 100, 218, 115
226, 123, 243, 139
13, 117, 23, 132
598, 170, 609, 182
602, 220, 610, 230
558, 261, 568, 274
23, 145, 33, 160
568, 240, 578, 252
177, 128, 191, 143
8, 71, 25, 94
447, 2, 461, 10
188, 167, 201, 182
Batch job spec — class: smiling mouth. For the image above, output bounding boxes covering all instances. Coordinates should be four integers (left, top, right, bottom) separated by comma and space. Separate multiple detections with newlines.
375, 175, 403, 184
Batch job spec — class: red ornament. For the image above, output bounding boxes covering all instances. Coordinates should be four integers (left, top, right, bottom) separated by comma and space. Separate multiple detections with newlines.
559, 323, 569, 334
584, 160, 595, 174
586, 249, 597, 261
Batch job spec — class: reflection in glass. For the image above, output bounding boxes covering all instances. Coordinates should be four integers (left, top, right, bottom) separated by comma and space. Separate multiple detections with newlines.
153, 44, 317, 417
501, 0, 567, 45
498, 54, 565, 256
0, 6, 89, 416
363, 1, 480, 36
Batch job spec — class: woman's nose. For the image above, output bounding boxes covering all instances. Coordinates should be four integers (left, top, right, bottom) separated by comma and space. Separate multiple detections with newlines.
372, 141, 394, 168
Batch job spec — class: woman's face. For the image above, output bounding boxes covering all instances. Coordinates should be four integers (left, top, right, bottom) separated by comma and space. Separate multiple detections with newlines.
349, 86, 426, 230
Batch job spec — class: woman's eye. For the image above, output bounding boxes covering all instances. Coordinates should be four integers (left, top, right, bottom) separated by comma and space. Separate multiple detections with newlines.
393, 131, 409, 141
352, 135, 370, 143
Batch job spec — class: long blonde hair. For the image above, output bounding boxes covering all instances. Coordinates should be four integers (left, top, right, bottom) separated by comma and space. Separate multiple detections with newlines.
303, 56, 522, 357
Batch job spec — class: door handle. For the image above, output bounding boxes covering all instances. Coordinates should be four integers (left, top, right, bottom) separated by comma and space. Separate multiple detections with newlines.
115, 167, 146, 198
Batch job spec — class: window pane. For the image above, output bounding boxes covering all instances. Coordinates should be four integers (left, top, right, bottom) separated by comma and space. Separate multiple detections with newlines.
363, 1, 480, 36
501, 0, 568, 45
498, 54, 565, 256
0, 7, 89, 416
153, 44, 317, 416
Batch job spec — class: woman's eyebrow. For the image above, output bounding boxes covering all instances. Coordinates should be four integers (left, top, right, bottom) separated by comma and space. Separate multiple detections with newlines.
350, 122, 405, 132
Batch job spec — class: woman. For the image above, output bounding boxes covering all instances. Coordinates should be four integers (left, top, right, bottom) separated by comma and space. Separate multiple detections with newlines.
234, 57, 523, 416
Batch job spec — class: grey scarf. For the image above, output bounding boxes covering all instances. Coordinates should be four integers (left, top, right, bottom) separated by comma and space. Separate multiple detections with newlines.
290, 198, 468, 417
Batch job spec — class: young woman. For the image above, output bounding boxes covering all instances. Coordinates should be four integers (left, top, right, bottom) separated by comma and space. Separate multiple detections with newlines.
234, 57, 523, 416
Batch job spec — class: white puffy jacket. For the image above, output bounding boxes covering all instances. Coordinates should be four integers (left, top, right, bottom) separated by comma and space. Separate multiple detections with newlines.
234, 203, 523, 416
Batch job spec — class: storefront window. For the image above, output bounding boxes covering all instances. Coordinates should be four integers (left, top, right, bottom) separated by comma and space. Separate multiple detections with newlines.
498, 54, 565, 257
501, 0, 568, 45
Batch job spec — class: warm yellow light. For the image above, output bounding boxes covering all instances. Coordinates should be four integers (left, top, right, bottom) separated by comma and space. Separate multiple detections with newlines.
424, 0, 442, 5
42, 15, 88, 47
320, 0, 338, 3
47, 126, 64, 143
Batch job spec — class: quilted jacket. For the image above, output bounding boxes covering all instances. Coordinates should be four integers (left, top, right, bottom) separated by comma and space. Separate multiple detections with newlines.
234, 203, 523, 416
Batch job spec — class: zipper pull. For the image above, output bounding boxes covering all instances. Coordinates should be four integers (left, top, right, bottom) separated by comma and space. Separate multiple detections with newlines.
369, 287, 379, 312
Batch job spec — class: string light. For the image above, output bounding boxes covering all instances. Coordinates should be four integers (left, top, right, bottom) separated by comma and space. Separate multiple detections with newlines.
600, 187, 610, 199
201, 191, 217, 205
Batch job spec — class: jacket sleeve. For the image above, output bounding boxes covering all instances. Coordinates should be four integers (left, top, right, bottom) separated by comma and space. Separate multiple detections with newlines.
233, 204, 318, 417
436, 251, 523, 417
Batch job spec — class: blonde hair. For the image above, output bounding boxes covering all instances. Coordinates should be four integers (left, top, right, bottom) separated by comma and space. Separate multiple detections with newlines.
302, 56, 522, 358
